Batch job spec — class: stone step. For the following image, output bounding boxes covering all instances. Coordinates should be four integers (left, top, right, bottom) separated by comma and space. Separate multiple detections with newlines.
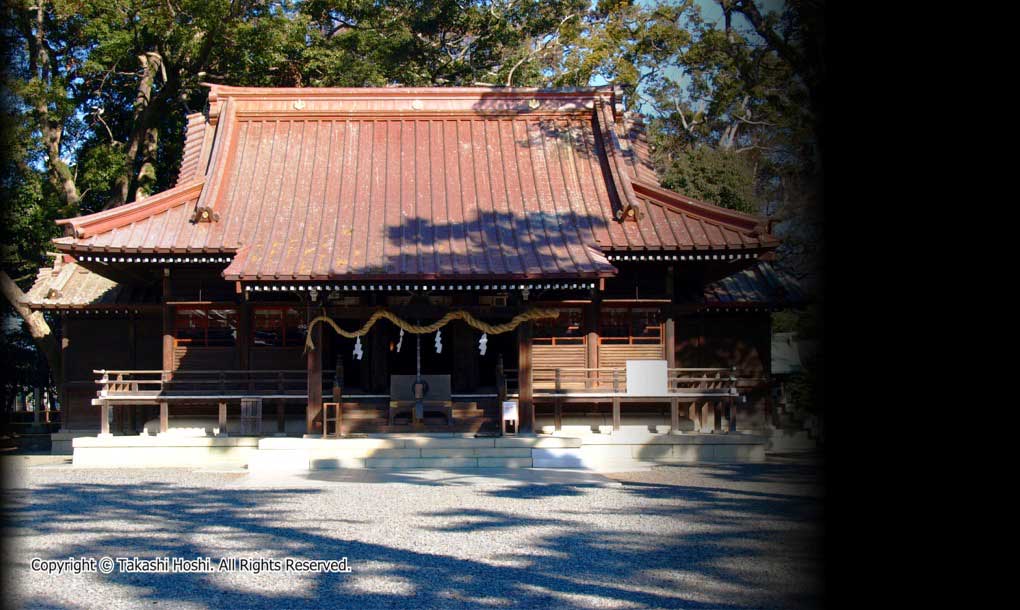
361, 456, 533, 469
342, 418, 499, 434
271, 435, 582, 449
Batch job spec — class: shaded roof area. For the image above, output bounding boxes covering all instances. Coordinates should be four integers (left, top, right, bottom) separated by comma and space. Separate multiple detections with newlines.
679, 262, 805, 310
52, 85, 778, 282
22, 255, 159, 310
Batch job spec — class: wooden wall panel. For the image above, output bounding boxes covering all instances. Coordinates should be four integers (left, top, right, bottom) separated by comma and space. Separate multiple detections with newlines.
249, 347, 305, 370
61, 314, 160, 430
673, 312, 772, 429
533, 345, 587, 369
597, 344, 665, 370
173, 346, 238, 370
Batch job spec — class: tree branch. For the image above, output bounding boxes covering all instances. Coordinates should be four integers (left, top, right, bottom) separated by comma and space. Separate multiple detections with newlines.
506, 13, 577, 87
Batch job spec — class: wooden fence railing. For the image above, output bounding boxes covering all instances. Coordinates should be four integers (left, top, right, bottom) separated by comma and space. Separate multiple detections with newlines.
94, 369, 335, 399
498, 365, 739, 397
529, 366, 737, 395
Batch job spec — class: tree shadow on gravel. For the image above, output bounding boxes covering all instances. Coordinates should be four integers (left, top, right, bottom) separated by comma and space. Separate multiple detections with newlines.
2, 466, 822, 610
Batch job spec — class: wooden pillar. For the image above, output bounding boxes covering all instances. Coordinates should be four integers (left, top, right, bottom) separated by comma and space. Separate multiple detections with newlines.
517, 321, 534, 434
584, 298, 599, 386
612, 396, 621, 431
665, 317, 678, 434
689, 403, 701, 432
701, 401, 716, 433
218, 401, 228, 434
59, 316, 69, 430
370, 326, 387, 393
161, 269, 174, 375
277, 399, 285, 434
554, 399, 562, 432
159, 400, 168, 434
238, 300, 250, 371
306, 322, 323, 435
729, 398, 737, 433
99, 400, 110, 436
33, 387, 41, 426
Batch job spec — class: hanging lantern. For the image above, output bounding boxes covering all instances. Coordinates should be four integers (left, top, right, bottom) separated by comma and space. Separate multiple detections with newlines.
353, 336, 364, 360
478, 333, 488, 355
434, 329, 443, 354
396, 328, 404, 352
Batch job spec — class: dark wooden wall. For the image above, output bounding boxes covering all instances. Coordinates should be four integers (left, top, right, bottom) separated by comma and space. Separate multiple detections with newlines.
674, 311, 772, 429
61, 314, 161, 430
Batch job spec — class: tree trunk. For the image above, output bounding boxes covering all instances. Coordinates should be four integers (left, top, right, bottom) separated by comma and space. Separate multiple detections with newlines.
134, 125, 159, 201
18, 1, 80, 216
0, 271, 61, 384
110, 51, 163, 208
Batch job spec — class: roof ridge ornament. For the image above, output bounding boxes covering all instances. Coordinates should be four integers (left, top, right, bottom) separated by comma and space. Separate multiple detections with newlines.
191, 204, 219, 223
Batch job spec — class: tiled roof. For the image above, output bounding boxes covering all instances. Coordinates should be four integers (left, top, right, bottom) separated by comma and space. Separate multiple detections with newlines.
53, 86, 778, 282
174, 112, 212, 186
22, 256, 160, 309
684, 262, 805, 310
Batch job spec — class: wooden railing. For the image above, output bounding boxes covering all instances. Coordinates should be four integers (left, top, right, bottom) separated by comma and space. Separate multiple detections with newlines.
94, 369, 335, 399
531, 367, 737, 395
496, 365, 738, 398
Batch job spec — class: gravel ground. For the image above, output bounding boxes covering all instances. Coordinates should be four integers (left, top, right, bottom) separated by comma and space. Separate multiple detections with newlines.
1, 455, 824, 609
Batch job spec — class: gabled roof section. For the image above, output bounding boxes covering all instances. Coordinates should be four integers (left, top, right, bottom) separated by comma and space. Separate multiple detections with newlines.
51, 85, 779, 280
679, 262, 805, 311
619, 181, 779, 251
53, 181, 208, 252
22, 255, 159, 310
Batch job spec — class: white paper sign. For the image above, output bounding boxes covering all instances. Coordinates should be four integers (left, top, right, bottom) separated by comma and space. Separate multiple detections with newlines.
626, 360, 668, 396
502, 400, 519, 421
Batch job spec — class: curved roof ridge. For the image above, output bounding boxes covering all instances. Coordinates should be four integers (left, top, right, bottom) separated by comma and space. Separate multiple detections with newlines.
55, 180, 205, 240
630, 179, 774, 239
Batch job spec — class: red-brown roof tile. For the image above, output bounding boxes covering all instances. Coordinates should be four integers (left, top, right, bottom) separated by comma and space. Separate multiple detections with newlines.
174, 112, 212, 186
53, 86, 778, 281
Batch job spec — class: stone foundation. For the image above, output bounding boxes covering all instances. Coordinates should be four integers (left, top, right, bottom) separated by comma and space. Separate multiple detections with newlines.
71, 428, 765, 471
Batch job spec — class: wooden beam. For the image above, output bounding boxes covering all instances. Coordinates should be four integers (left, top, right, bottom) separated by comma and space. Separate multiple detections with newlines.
517, 321, 534, 434
306, 321, 323, 434
612, 396, 621, 431
554, 398, 562, 431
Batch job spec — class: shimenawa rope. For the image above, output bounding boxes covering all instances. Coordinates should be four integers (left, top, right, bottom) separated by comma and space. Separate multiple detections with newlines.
303, 308, 559, 353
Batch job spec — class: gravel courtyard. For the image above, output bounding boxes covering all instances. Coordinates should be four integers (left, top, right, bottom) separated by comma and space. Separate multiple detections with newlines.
2, 455, 824, 609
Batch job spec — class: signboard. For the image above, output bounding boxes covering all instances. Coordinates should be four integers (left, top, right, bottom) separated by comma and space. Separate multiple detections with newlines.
626, 360, 668, 396
502, 400, 519, 421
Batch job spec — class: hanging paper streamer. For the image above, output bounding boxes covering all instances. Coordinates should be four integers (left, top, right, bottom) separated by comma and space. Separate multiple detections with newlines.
434, 329, 443, 354
478, 333, 488, 355
396, 328, 404, 353
353, 336, 364, 360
